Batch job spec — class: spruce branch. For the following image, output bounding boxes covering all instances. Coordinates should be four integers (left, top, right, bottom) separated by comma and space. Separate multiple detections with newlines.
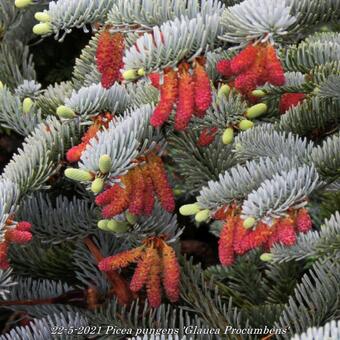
241, 165, 320, 224
107, 0, 223, 33
17, 194, 98, 244
0, 268, 16, 300
197, 155, 299, 210
311, 133, 340, 182
234, 123, 314, 163
220, 0, 297, 44
276, 259, 340, 337
1, 116, 81, 196
123, 14, 223, 73
220, 0, 340, 45
169, 130, 236, 194
270, 211, 340, 263
33, 0, 116, 40
60, 83, 131, 120
0, 40, 36, 89
0, 86, 42, 135
35, 81, 74, 116
78, 103, 162, 178
72, 31, 101, 89
290, 320, 340, 340
180, 257, 245, 339
0, 311, 88, 340
0, 179, 20, 241
278, 96, 340, 136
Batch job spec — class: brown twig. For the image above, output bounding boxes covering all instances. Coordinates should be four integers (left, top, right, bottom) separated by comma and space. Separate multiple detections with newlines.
1, 311, 24, 334
84, 236, 135, 306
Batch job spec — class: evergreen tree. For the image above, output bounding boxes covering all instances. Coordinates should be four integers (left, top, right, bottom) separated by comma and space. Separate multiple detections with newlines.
0, 0, 339, 339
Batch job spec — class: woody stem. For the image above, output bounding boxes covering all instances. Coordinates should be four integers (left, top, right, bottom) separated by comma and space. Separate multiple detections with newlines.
84, 236, 134, 305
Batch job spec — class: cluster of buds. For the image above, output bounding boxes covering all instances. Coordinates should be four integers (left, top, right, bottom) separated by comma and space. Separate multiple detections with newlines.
224, 103, 268, 144
98, 236, 180, 308
179, 203, 211, 223
0, 219, 32, 269
197, 101, 268, 147
147, 58, 212, 131
97, 211, 137, 234
65, 113, 113, 163
215, 206, 312, 266
95, 153, 175, 219
31, 7, 52, 36
279, 93, 305, 114
216, 43, 285, 97
65, 152, 112, 192
96, 30, 125, 88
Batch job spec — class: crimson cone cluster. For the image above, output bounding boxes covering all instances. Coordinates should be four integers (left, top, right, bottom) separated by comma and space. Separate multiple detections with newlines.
96, 30, 125, 88
0, 220, 32, 269
217, 206, 312, 266
216, 43, 285, 97
149, 59, 212, 131
95, 153, 175, 218
98, 236, 180, 308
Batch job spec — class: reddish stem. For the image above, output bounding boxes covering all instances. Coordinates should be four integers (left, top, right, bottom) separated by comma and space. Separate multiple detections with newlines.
84, 237, 134, 305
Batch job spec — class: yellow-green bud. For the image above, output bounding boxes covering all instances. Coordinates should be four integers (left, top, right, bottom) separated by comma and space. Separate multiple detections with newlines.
235, 143, 243, 151
222, 127, 234, 145
56, 105, 76, 119
137, 68, 145, 76
320, 25, 330, 32
243, 217, 256, 229
312, 87, 320, 95
91, 178, 104, 193
251, 89, 266, 98
238, 119, 254, 131
179, 203, 201, 216
218, 84, 230, 98
122, 69, 138, 81
125, 212, 137, 225
15, 0, 32, 8
33, 22, 52, 35
195, 209, 210, 223
106, 220, 129, 233
23, 98, 33, 114
64, 168, 93, 182
98, 154, 111, 174
34, 12, 51, 22
173, 188, 184, 196
260, 253, 273, 262
246, 103, 268, 119
0, 81, 3, 89
97, 219, 110, 231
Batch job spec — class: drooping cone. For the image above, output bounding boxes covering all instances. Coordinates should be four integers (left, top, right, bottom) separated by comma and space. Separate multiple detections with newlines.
161, 242, 180, 302
129, 246, 154, 293
174, 63, 194, 131
150, 68, 178, 127
218, 217, 236, 266
98, 246, 144, 271
193, 60, 212, 116
96, 31, 125, 88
